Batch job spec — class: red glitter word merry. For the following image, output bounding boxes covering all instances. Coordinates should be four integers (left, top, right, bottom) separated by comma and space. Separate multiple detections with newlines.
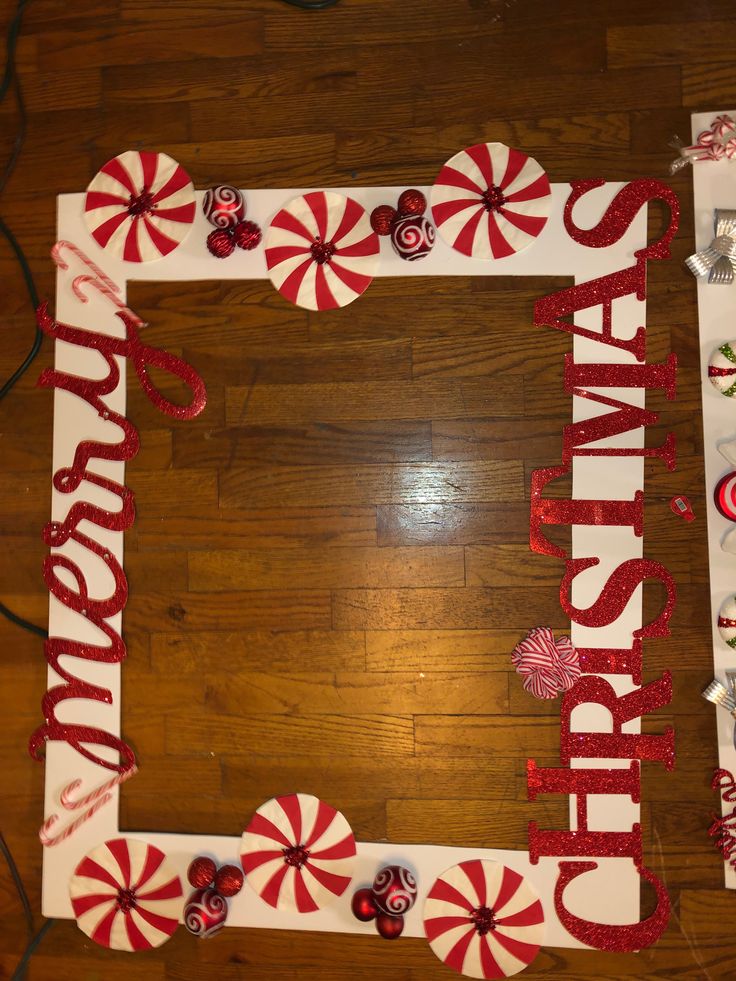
527, 179, 680, 953
28, 299, 206, 773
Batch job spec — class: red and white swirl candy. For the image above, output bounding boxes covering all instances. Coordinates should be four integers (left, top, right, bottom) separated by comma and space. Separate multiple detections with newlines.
84, 151, 196, 263
423, 859, 544, 979
69, 838, 183, 951
240, 793, 357, 912
431, 142, 551, 260
265, 191, 380, 310
511, 626, 580, 699
715, 471, 736, 522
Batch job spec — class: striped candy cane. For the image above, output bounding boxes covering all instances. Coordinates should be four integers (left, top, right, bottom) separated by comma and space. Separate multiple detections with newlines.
51, 240, 120, 293
72, 274, 144, 326
39, 765, 138, 846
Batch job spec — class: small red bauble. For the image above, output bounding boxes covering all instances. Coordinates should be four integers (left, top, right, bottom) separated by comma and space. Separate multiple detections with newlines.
372, 865, 418, 916
214, 864, 244, 898
207, 228, 235, 259
188, 856, 217, 889
184, 886, 229, 939
390, 214, 436, 262
203, 184, 245, 229
233, 219, 262, 251
351, 887, 378, 922
370, 204, 397, 236
376, 912, 404, 940
397, 188, 426, 216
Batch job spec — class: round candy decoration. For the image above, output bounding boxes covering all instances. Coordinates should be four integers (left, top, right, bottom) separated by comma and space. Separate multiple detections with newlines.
390, 214, 436, 261
84, 150, 196, 263
372, 865, 418, 916
431, 142, 551, 260
203, 184, 245, 229
708, 341, 736, 397
718, 596, 736, 649
69, 837, 183, 951
240, 792, 357, 912
715, 471, 736, 521
423, 859, 544, 979
184, 886, 229, 939
264, 191, 380, 311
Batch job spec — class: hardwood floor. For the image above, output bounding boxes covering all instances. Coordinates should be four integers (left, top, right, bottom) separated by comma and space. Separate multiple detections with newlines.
1, 0, 734, 977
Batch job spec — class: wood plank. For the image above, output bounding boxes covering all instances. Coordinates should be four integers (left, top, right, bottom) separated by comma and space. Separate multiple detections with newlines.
189, 545, 465, 590
333, 586, 563, 630
225, 377, 523, 426
150, 629, 366, 673
220, 461, 525, 508
377, 503, 531, 546
165, 711, 415, 758
466, 544, 567, 587
608, 22, 736, 68
173, 420, 432, 468
205, 671, 508, 716
137, 507, 377, 550
416, 715, 563, 756
365, 629, 539, 673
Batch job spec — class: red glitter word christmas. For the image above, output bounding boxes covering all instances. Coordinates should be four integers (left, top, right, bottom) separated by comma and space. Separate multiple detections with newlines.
527, 179, 680, 953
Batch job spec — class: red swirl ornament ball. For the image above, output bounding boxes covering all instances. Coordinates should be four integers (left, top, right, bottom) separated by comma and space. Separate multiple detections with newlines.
370, 204, 397, 236
390, 214, 435, 261
351, 887, 378, 922
203, 184, 245, 229
214, 864, 244, 898
188, 856, 217, 889
207, 228, 235, 259
397, 188, 427, 216
233, 219, 262, 251
184, 886, 229, 939
372, 865, 417, 916
376, 912, 404, 940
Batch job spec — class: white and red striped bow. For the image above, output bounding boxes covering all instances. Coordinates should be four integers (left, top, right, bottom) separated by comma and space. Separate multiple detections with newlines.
511, 626, 581, 699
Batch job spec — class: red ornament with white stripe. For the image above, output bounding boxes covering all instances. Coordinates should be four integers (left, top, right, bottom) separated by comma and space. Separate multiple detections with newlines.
390, 214, 435, 261
265, 191, 380, 310
84, 151, 196, 263
69, 837, 183, 951
431, 142, 551, 260
372, 865, 418, 915
203, 185, 245, 229
184, 886, 228, 938
423, 859, 544, 979
240, 793, 357, 912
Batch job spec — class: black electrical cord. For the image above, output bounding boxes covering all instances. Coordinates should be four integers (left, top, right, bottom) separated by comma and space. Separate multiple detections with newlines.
279, 0, 340, 8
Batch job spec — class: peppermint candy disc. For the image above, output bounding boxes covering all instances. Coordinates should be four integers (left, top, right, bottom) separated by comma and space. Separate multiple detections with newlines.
240, 793, 357, 912
424, 859, 544, 979
84, 151, 196, 263
264, 191, 380, 310
69, 838, 183, 951
708, 341, 736, 397
431, 143, 551, 260
718, 596, 736, 648
715, 471, 736, 521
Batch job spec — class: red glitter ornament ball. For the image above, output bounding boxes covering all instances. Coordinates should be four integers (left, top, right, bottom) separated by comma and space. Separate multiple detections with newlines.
233, 219, 262, 251
351, 887, 378, 922
207, 228, 235, 259
376, 912, 404, 940
371, 865, 418, 916
203, 184, 245, 229
214, 864, 244, 898
397, 188, 427, 216
188, 856, 217, 889
370, 204, 397, 236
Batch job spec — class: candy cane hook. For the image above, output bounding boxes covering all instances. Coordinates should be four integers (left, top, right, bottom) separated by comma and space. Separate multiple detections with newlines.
72, 275, 144, 326
51, 240, 120, 295
39, 793, 114, 847
60, 764, 138, 810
